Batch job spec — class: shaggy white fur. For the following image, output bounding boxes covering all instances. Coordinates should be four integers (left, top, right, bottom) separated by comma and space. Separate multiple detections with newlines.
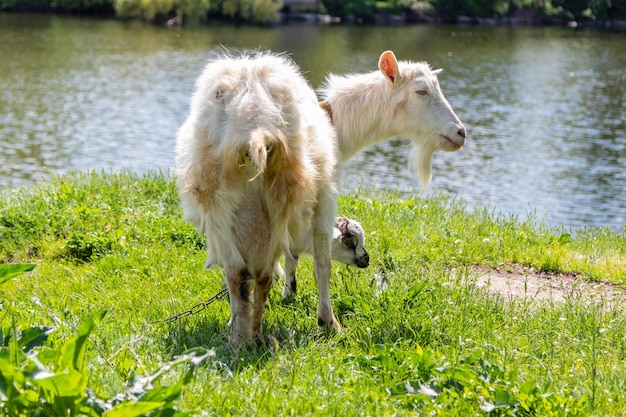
175, 51, 339, 345
320, 50, 466, 187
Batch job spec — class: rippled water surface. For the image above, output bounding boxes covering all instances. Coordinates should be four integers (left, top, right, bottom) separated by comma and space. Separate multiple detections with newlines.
1, 14, 625, 230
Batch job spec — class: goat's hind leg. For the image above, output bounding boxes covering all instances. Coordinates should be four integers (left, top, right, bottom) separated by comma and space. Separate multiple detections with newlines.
252, 273, 272, 342
226, 267, 254, 346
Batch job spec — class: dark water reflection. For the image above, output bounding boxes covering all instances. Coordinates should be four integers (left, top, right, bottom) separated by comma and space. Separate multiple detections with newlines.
1, 14, 624, 230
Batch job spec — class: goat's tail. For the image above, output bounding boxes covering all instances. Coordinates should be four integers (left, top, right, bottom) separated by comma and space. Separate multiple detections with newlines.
248, 128, 289, 182
248, 125, 313, 214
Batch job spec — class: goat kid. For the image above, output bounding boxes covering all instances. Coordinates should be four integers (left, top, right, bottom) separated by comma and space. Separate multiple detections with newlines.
320, 50, 466, 187
201, 214, 370, 299
175, 51, 339, 345
277, 216, 369, 299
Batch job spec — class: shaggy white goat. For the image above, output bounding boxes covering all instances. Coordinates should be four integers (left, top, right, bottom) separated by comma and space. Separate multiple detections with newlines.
175, 51, 339, 345
320, 50, 466, 187
277, 216, 369, 299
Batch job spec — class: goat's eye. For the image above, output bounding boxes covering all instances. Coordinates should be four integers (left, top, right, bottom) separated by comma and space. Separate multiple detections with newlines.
344, 239, 356, 249
416, 90, 429, 96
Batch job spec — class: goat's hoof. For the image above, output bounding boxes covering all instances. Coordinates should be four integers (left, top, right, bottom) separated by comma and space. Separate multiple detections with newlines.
281, 289, 295, 300
281, 280, 297, 299
229, 335, 244, 354
318, 316, 341, 332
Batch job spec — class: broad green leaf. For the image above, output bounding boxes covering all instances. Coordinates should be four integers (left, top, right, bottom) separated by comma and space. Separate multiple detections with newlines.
0, 263, 36, 285
493, 388, 517, 405
36, 370, 86, 398
58, 315, 95, 374
519, 380, 538, 396
104, 401, 167, 417
141, 383, 183, 403
9, 320, 18, 367
440, 365, 474, 386
556, 233, 571, 245
363, 354, 398, 372
19, 326, 54, 353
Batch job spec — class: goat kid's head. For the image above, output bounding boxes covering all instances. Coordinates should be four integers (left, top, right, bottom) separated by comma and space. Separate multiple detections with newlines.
378, 50, 466, 188
332, 217, 369, 269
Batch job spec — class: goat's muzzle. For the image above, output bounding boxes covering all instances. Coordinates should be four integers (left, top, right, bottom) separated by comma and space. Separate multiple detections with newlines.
356, 251, 370, 268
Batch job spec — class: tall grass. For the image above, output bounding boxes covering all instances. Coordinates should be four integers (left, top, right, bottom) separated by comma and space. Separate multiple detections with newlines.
1, 171, 625, 415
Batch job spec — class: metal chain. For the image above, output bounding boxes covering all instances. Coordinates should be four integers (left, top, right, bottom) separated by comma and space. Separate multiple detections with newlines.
158, 287, 229, 324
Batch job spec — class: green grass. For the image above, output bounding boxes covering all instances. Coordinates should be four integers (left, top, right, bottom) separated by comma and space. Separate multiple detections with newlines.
1, 171, 625, 416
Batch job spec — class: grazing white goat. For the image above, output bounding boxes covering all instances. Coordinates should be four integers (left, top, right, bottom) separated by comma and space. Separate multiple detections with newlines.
277, 216, 369, 299
319, 50, 466, 188
175, 51, 339, 345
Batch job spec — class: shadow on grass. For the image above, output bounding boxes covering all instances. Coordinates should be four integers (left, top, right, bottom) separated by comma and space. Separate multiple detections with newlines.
161, 315, 317, 372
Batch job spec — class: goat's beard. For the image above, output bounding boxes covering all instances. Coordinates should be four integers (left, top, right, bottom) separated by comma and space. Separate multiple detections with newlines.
408, 143, 434, 190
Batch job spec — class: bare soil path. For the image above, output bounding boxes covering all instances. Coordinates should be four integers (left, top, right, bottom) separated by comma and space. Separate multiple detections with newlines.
469, 264, 625, 309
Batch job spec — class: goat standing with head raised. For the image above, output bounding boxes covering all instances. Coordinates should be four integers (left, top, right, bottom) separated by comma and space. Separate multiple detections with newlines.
320, 50, 466, 188
281, 50, 466, 310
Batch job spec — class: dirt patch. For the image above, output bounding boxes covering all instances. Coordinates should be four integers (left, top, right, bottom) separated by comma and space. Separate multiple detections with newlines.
469, 264, 625, 309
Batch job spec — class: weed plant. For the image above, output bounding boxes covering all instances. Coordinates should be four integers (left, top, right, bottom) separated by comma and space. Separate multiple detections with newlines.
1, 171, 625, 415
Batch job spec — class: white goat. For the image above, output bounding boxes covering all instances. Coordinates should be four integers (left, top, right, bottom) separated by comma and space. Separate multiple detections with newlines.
277, 216, 369, 299
175, 51, 339, 345
319, 50, 466, 188
273, 50, 465, 310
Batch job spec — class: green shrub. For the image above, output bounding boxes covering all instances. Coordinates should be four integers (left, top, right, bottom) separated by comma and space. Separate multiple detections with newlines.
114, 0, 184, 21
50, 0, 114, 12
221, 0, 283, 23
0, 0, 49, 11
113, 0, 280, 23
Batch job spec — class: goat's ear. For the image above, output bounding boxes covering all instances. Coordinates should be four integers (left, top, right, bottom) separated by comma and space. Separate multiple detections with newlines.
378, 50, 399, 85
334, 216, 349, 233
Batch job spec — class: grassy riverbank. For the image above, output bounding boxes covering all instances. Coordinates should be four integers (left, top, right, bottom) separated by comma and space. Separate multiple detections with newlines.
1, 171, 625, 415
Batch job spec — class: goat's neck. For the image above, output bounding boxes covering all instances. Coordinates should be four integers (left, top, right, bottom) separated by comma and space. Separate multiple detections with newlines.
327, 72, 400, 163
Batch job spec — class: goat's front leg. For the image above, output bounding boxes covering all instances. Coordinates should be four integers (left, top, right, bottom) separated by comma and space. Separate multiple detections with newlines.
313, 188, 340, 331
281, 254, 299, 299
313, 229, 339, 331
226, 266, 253, 347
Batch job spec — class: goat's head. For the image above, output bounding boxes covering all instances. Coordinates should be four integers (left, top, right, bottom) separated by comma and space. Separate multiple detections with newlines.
332, 217, 369, 268
378, 50, 466, 188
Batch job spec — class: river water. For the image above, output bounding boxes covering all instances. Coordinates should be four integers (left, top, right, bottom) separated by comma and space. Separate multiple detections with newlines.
1, 14, 624, 231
